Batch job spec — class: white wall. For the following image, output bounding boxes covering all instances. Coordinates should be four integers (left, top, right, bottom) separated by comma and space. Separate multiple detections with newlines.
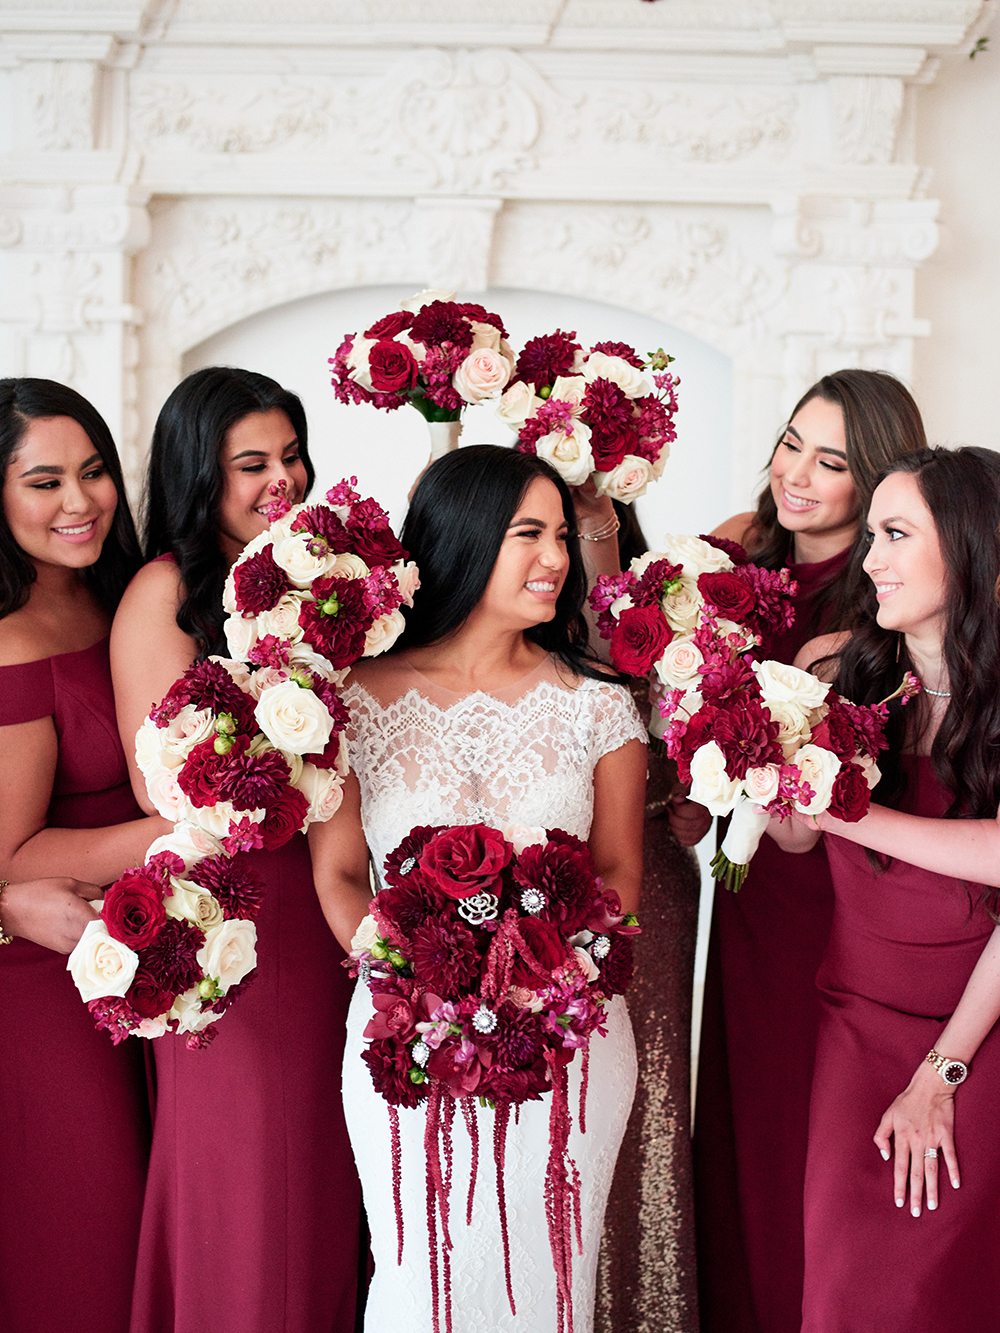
184, 284, 735, 544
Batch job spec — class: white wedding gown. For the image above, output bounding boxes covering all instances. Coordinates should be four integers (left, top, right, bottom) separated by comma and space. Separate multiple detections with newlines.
342, 653, 644, 1333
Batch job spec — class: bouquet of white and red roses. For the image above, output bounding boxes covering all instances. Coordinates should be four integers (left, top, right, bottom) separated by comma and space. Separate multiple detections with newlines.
589, 533, 796, 685
70, 480, 418, 1047
329, 289, 514, 432
349, 821, 639, 1333
660, 647, 920, 891
498, 329, 679, 502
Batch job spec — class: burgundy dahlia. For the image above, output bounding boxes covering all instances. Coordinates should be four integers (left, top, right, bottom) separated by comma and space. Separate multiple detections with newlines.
151, 660, 256, 732
456, 302, 508, 339
492, 1003, 545, 1069
137, 918, 204, 995
233, 545, 290, 615
362, 1039, 427, 1109
186, 855, 264, 921
383, 826, 444, 887
632, 558, 684, 609
513, 831, 599, 933
712, 695, 782, 781
373, 878, 449, 945
408, 920, 482, 996
590, 340, 644, 369
515, 330, 581, 387
289, 505, 354, 553
177, 736, 247, 809
409, 300, 474, 350
298, 577, 371, 668
217, 747, 291, 811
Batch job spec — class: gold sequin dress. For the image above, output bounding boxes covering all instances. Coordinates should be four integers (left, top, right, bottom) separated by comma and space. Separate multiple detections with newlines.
595, 687, 701, 1333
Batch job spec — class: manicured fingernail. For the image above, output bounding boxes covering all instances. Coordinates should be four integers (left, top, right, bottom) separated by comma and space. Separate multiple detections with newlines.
896, 1198, 904, 1207
952, 1178, 960, 1189
912, 1206, 920, 1217
928, 1199, 937, 1210
880, 1148, 890, 1160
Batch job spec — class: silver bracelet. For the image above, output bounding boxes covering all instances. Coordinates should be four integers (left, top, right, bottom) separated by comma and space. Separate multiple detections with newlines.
578, 515, 621, 543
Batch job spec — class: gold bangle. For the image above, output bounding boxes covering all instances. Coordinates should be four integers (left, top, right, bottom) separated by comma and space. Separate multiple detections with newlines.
0, 881, 13, 945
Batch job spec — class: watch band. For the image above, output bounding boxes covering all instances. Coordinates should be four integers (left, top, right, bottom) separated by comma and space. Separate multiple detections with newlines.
926, 1049, 968, 1085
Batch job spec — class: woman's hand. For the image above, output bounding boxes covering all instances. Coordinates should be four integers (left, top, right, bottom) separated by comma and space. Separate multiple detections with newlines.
1, 877, 103, 954
668, 793, 712, 846
873, 1062, 961, 1217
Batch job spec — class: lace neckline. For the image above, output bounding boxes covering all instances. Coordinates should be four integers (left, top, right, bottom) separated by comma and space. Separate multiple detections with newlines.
394, 650, 564, 704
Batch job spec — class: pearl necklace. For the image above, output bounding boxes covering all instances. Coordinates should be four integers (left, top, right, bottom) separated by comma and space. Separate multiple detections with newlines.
923, 685, 951, 698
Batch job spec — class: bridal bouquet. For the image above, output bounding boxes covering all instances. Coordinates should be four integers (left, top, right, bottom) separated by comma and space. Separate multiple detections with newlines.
589, 533, 796, 685
71, 479, 417, 1047
349, 821, 639, 1333
329, 289, 514, 426
660, 655, 920, 891
500, 330, 679, 501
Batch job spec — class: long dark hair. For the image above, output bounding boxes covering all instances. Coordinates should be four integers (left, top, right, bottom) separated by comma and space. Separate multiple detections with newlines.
834, 449, 1000, 884
397, 445, 609, 681
748, 369, 927, 639
144, 366, 313, 658
0, 377, 141, 618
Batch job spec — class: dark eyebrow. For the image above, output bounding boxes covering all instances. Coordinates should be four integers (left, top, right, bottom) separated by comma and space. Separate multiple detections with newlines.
228, 439, 299, 462
782, 424, 846, 460
19, 452, 102, 478
507, 515, 568, 530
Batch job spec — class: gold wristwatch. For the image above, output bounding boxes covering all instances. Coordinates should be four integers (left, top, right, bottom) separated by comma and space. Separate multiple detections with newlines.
926, 1049, 968, 1086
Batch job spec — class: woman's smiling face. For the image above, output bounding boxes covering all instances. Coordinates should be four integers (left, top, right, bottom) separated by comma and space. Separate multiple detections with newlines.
474, 477, 570, 632
216, 408, 308, 563
769, 395, 858, 553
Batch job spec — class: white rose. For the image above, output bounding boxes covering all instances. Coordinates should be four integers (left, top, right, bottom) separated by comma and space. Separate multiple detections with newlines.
345, 334, 377, 390
399, 288, 456, 311
256, 593, 307, 645
146, 821, 224, 872
197, 919, 258, 992
135, 718, 165, 776
132, 1015, 169, 1039
255, 681, 334, 756
535, 422, 595, 488
163, 706, 216, 759
144, 764, 190, 822
286, 643, 347, 686
743, 764, 782, 806
572, 946, 601, 983
659, 533, 733, 578
496, 380, 543, 427
594, 455, 654, 503
755, 660, 831, 712
165, 876, 225, 932
791, 744, 842, 815
225, 613, 258, 662
502, 823, 547, 855
223, 566, 239, 614
248, 665, 290, 700
857, 753, 882, 790
453, 347, 512, 404
190, 801, 265, 841
662, 578, 704, 634
267, 502, 309, 542
393, 560, 421, 608
549, 376, 587, 413
582, 351, 651, 399
293, 762, 345, 823
271, 534, 340, 589
609, 592, 635, 619
170, 986, 217, 1035
767, 699, 813, 760
468, 319, 502, 352
364, 608, 406, 657
327, 553, 369, 582
68, 920, 139, 1002
689, 741, 742, 816
350, 914, 381, 955
654, 635, 704, 690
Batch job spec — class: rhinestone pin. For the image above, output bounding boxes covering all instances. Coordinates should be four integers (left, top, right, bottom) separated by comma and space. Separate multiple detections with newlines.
411, 1040, 430, 1068
457, 891, 500, 926
590, 934, 611, 961
520, 887, 546, 915
398, 856, 416, 876
472, 1006, 498, 1035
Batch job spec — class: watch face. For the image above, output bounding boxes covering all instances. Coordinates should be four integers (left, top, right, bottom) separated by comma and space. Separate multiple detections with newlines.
943, 1061, 967, 1085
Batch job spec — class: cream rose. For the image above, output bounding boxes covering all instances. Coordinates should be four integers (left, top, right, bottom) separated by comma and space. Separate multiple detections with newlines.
654, 635, 704, 690
146, 821, 224, 872
284, 643, 344, 683
255, 681, 334, 755
857, 754, 882, 790
660, 533, 733, 578
399, 288, 456, 311
68, 920, 139, 1002
536, 423, 595, 488
144, 764, 190, 822
767, 699, 813, 760
225, 613, 259, 662
248, 665, 290, 700
689, 741, 741, 816
743, 764, 782, 805
163, 705, 216, 758
662, 578, 704, 635
256, 593, 307, 644
650, 442, 671, 479
572, 946, 601, 983
165, 877, 225, 932
326, 552, 369, 582
791, 744, 842, 814
271, 534, 340, 589
197, 919, 258, 992
756, 660, 831, 712
468, 319, 502, 352
609, 592, 635, 619
171, 986, 217, 1036
393, 560, 421, 608
135, 718, 165, 777
133, 1015, 169, 1039
496, 380, 543, 428
364, 608, 406, 657
453, 347, 512, 403
582, 351, 651, 399
594, 454, 654, 502
294, 762, 345, 823
549, 376, 587, 412
350, 914, 381, 955
189, 801, 265, 841
502, 824, 547, 855
345, 334, 377, 390
210, 656, 252, 692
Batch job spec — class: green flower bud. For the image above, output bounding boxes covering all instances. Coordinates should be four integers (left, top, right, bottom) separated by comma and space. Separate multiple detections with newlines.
320, 597, 340, 618
538, 384, 552, 400
387, 950, 407, 970
215, 713, 236, 736
290, 667, 314, 690
198, 976, 221, 1000
663, 577, 684, 598
647, 347, 674, 371
623, 912, 639, 927
213, 735, 234, 756
370, 941, 389, 961
306, 536, 330, 558
409, 1068, 426, 1085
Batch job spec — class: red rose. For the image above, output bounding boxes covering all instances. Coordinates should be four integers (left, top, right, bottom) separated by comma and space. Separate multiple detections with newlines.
827, 761, 871, 823
418, 824, 512, 900
125, 967, 176, 1019
364, 311, 413, 340
609, 605, 672, 676
697, 570, 757, 622
258, 786, 310, 851
511, 917, 569, 988
811, 706, 861, 762
102, 868, 167, 950
176, 737, 241, 809
368, 339, 419, 393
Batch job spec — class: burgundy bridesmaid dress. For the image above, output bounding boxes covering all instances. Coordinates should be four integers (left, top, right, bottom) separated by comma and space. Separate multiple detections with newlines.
694, 548, 848, 1333
804, 758, 1000, 1332
0, 640, 151, 1333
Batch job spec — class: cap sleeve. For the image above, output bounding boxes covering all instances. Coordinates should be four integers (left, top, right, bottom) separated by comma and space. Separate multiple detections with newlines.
587, 679, 647, 763
0, 657, 55, 726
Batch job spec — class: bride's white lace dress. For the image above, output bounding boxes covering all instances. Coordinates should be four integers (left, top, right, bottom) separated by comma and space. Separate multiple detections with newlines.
342, 653, 643, 1333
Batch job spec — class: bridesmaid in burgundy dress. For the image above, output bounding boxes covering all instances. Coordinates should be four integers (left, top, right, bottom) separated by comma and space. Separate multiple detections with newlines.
693, 370, 927, 1333
111, 368, 362, 1333
0, 379, 169, 1333
772, 446, 1000, 1332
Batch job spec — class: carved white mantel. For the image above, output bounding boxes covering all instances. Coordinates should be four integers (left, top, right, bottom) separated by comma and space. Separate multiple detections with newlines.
0, 0, 992, 502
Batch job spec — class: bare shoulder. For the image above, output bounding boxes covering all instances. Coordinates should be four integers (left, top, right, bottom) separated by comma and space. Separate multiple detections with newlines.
117, 558, 183, 615
794, 631, 850, 680
0, 610, 48, 668
711, 512, 759, 549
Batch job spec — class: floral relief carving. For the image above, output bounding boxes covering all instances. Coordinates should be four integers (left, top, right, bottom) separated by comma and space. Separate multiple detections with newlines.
828, 77, 904, 166
22, 61, 98, 151
590, 86, 797, 164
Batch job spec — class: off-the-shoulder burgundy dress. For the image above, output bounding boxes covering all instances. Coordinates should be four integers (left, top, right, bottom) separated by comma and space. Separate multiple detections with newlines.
803, 757, 1000, 1332
0, 639, 151, 1333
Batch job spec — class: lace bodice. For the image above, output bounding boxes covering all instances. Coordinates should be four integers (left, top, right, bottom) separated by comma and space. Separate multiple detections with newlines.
344, 654, 645, 879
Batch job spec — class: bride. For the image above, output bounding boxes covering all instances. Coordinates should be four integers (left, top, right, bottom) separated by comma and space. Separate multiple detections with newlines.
313, 444, 646, 1332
